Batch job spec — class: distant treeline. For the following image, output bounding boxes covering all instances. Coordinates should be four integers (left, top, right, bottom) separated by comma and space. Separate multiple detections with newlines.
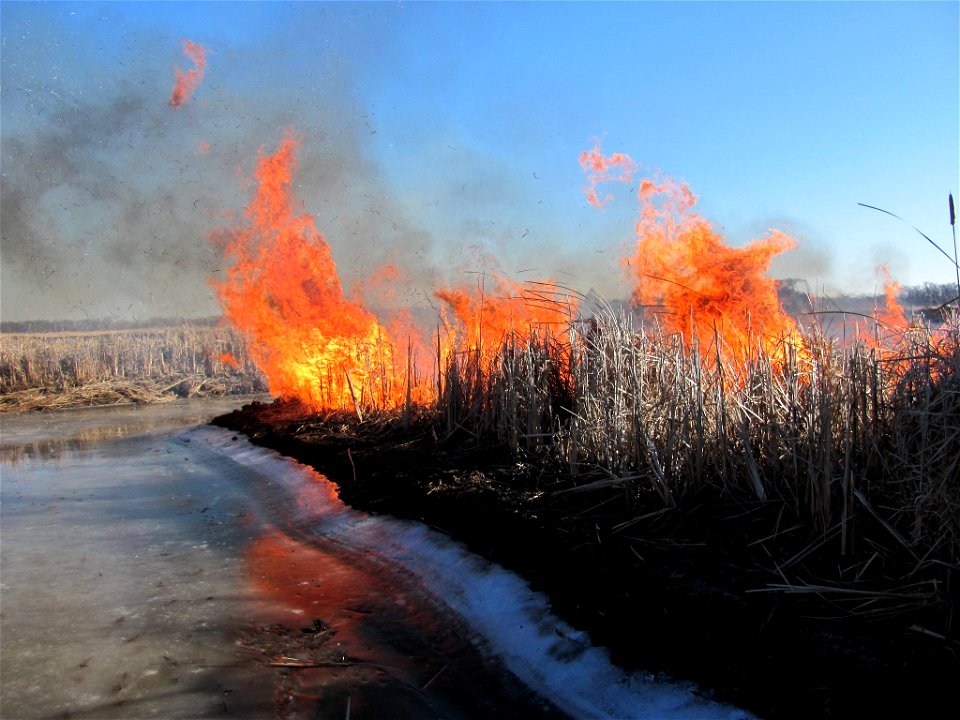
2, 283, 957, 335
896, 281, 959, 307
0, 316, 223, 335
776, 279, 958, 318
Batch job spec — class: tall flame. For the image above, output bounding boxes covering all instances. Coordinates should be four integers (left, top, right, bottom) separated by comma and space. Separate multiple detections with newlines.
865, 265, 922, 375
210, 132, 402, 412
629, 176, 801, 365
211, 132, 581, 412
875, 266, 909, 335
169, 40, 207, 108
582, 143, 802, 371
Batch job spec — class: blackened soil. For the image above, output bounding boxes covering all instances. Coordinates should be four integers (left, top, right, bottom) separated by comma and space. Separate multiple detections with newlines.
214, 400, 960, 719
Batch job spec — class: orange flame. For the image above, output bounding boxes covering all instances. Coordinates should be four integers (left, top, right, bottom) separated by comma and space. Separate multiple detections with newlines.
630, 176, 801, 365
578, 141, 637, 208
210, 131, 582, 411
219, 352, 240, 369
581, 143, 802, 372
875, 266, 909, 334
864, 266, 922, 375
435, 274, 574, 375
210, 132, 409, 412
169, 40, 207, 108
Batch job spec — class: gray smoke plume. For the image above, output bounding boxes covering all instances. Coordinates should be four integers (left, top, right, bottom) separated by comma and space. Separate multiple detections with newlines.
0, 3, 628, 325
0, 5, 438, 323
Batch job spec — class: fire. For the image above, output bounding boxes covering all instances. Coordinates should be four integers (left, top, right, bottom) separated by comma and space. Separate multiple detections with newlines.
630, 176, 802, 367
212, 131, 582, 413
578, 141, 637, 209
865, 266, 925, 376
582, 143, 803, 373
875, 266, 909, 335
169, 40, 207, 108
210, 132, 410, 413
435, 274, 575, 375
219, 352, 239, 369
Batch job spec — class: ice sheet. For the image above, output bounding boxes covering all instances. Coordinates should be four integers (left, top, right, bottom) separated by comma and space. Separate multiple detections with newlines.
189, 425, 754, 719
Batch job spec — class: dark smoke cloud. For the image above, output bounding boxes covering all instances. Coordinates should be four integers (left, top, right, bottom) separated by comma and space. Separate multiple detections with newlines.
1, 87, 224, 321
0, 7, 233, 323
0, 3, 620, 324
0, 6, 439, 323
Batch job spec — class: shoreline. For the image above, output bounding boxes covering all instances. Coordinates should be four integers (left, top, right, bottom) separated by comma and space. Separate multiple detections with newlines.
213, 398, 959, 719
0, 379, 265, 414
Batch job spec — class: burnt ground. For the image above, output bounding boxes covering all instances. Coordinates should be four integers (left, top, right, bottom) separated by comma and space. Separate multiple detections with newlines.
213, 399, 960, 720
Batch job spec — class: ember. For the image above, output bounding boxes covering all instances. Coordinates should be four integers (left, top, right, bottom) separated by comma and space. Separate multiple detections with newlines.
169, 39, 207, 108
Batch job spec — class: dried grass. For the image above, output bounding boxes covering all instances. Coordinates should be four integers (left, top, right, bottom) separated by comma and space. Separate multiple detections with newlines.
432, 300, 960, 627
4, 306, 957, 627
0, 325, 267, 412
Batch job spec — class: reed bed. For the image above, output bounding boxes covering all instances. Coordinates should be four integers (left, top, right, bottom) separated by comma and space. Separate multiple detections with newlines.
0, 324, 267, 412
432, 305, 960, 630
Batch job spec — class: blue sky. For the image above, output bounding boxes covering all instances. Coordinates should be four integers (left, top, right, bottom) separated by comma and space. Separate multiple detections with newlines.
2, 1, 957, 322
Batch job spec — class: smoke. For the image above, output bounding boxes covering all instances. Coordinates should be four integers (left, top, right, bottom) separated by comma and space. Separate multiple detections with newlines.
760, 218, 833, 282
0, 6, 439, 323
0, 4, 767, 326
0, 85, 224, 321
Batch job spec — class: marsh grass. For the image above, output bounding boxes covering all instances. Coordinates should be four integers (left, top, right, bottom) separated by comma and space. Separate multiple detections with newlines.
0, 324, 267, 411
432, 301, 960, 630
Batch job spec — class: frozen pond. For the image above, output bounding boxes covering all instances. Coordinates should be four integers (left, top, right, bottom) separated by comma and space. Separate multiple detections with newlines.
1, 400, 752, 719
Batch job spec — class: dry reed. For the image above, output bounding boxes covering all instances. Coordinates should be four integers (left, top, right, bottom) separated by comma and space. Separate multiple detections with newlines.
0, 324, 267, 412
431, 301, 959, 628
5, 306, 957, 628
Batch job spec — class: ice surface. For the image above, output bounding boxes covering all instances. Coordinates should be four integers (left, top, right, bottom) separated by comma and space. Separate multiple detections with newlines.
1, 400, 753, 719
190, 425, 755, 720
0, 399, 276, 719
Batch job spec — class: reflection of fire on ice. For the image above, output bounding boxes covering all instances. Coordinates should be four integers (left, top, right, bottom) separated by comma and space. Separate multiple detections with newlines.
194, 426, 754, 720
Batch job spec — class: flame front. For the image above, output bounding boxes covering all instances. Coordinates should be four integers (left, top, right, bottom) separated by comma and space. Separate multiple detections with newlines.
210, 133, 402, 412
435, 275, 575, 375
212, 134, 924, 412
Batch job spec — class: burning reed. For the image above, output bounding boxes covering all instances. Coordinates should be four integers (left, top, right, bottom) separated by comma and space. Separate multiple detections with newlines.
433, 304, 960, 630
208, 131, 958, 631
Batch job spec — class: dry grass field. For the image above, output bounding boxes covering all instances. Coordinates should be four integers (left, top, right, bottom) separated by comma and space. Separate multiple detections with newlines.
0, 323, 267, 412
